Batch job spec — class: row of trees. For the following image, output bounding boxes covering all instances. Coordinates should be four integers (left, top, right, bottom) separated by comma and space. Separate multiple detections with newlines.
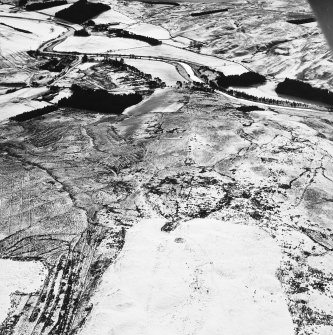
10, 105, 58, 122
191, 8, 229, 17
26, 0, 67, 11
287, 18, 315, 25
141, 0, 180, 6
221, 85, 309, 108
108, 29, 162, 46
197, 66, 314, 108
55, 0, 110, 24
276, 78, 333, 105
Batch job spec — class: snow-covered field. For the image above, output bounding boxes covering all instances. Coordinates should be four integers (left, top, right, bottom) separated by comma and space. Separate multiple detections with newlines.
54, 36, 149, 53
124, 58, 185, 85
0, 87, 49, 121
0, 16, 66, 56
0, 87, 48, 105
0, 259, 47, 323
93, 9, 136, 25
0, 10, 46, 20
0, 100, 49, 122
178, 62, 203, 82
127, 23, 170, 40
80, 218, 294, 335
230, 81, 285, 100
123, 88, 183, 118
110, 44, 248, 75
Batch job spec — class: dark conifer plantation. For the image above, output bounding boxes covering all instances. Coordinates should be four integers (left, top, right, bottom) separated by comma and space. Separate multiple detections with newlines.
58, 85, 143, 114
55, 0, 110, 24
276, 78, 333, 105
26, 0, 67, 11
216, 71, 266, 88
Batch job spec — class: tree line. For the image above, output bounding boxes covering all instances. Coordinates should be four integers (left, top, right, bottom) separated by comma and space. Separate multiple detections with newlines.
103, 58, 166, 89
26, 0, 67, 11
216, 71, 266, 88
108, 29, 162, 46
10, 85, 144, 122
191, 8, 229, 17
10, 105, 58, 122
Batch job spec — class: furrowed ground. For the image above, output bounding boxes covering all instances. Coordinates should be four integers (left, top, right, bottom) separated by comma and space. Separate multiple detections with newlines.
0, 86, 332, 334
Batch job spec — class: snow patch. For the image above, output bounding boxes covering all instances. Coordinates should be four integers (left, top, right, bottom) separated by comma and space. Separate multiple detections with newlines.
127, 23, 170, 40
124, 58, 185, 85
79, 218, 294, 335
54, 36, 149, 53
0, 259, 47, 324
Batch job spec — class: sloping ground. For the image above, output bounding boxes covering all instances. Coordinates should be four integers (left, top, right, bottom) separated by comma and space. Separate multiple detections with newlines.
79, 218, 294, 335
124, 59, 186, 86
0, 88, 332, 334
108, 0, 333, 89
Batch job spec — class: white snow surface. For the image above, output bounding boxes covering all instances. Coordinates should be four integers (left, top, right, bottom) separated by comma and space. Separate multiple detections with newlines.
0, 259, 47, 324
127, 23, 170, 40
54, 36, 149, 53
79, 218, 294, 335
0, 87, 49, 121
93, 9, 136, 25
179, 62, 203, 82
124, 58, 185, 85
0, 17, 66, 56
111, 44, 248, 75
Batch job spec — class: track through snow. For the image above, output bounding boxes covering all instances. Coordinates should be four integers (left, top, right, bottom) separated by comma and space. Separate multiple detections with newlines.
80, 219, 294, 335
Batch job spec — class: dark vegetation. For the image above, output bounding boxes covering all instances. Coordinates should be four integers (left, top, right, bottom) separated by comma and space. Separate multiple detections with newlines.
216, 71, 266, 88
223, 86, 308, 108
39, 56, 75, 72
25, 0, 67, 11
108, 28, 162, 46
74, 28, 90, 36
189, 40, 204, 51
10, 105, 58, 122
10, 84, 143, 121
237, 105, 265, 112
141, 0, 179, 5
287, 18, 316, 25
191, 8, 229, 17
207, 80, 308, 108
0, 22, 32, 34
276, 78, 333, 105
18, 0, 28, 6
85, 20, 96, 26
58, 84, 143, 113
91, 24, 116, 32
55, 0, 110, 24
